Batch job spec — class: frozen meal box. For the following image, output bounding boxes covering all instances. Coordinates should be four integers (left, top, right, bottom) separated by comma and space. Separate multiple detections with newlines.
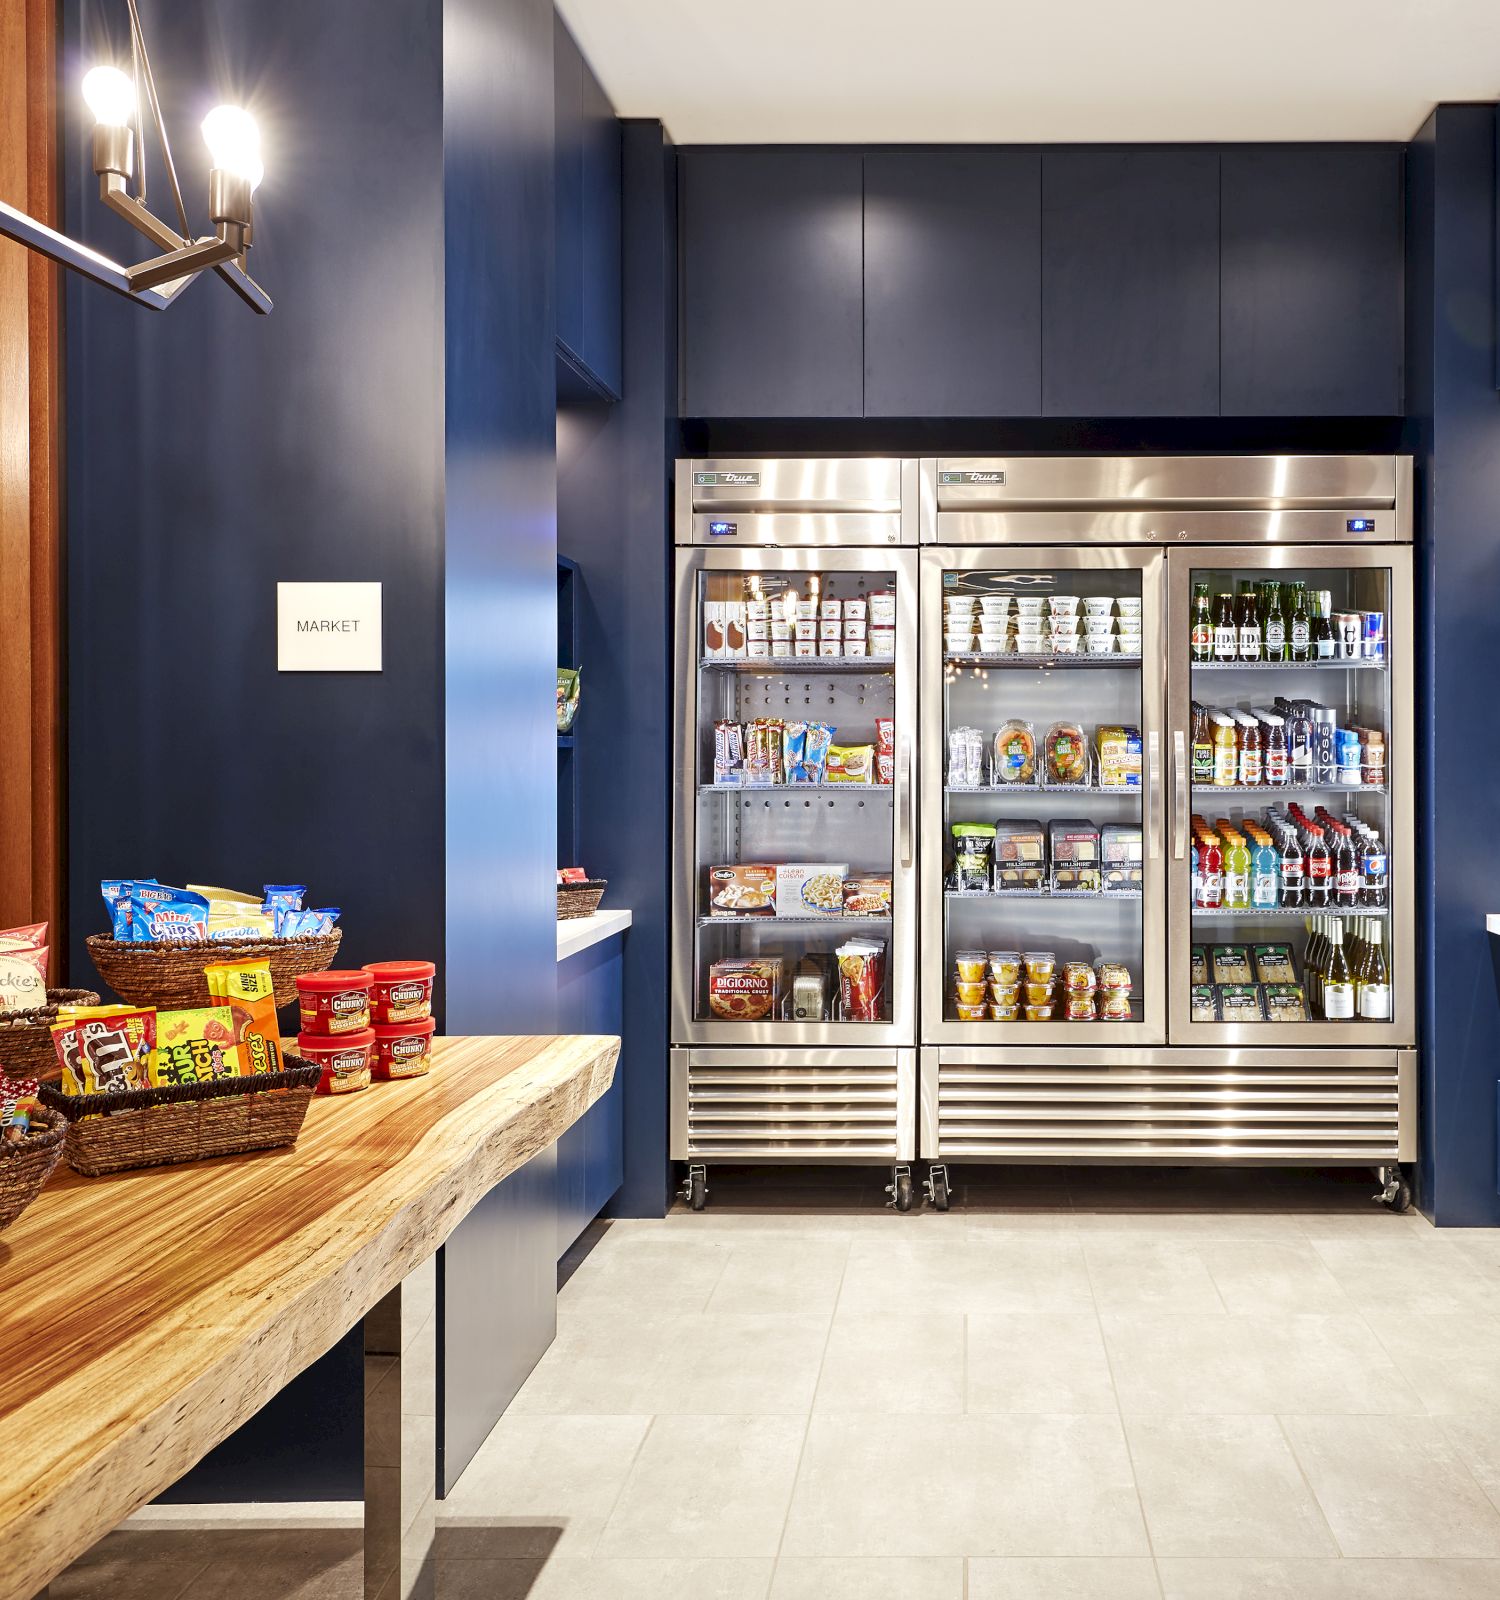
707, 864, 777, 916
842, 875, 892, 917
708, 957, 783, 1021
776, 863, 849, 918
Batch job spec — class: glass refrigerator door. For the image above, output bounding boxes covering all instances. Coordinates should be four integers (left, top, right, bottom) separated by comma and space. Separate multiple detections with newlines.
921, 548, 1167, 1044
673, 548, 918, 1046
1167, 546, 1415, 1044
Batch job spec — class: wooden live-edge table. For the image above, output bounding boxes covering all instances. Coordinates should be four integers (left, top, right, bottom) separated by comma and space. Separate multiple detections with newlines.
0, 1033, 620, 1600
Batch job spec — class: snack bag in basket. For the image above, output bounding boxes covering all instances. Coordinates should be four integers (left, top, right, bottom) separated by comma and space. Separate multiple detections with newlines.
0, 946, 48, 1013
150, 1007, 243, 1086
0, 922, 46, 951
205, 959, 283, 1075
52, 1008, 155, 1095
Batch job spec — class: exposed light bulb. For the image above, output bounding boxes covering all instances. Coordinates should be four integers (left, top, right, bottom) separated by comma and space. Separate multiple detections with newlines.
245, 156, 265, 195
82, 65, 136, 128
201, 104, 262, 181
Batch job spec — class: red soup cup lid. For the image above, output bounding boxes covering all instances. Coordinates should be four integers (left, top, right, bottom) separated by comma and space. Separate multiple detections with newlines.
297, 969, 374, 995
297, 1027, 375, 1055
363, 961, 436, 982
373, 1018, 437, 1041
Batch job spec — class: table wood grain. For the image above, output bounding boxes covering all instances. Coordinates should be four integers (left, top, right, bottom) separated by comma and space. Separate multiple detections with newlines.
0, 1032, 619, 1600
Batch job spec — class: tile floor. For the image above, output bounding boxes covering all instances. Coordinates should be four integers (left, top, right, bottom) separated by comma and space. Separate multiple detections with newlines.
55, 1167, 1500, 1598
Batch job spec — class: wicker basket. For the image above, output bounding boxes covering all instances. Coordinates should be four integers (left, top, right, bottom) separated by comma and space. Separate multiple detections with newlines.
557, 879, 607, 921
0, 989, 102, 1082
39, 1057, 322, 1177
86, 930, 342, 1010
0, 1105, 67, 1230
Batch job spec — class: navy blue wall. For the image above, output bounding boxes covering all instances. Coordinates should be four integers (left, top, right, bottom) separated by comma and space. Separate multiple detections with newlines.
1405, 104, 1500, 1226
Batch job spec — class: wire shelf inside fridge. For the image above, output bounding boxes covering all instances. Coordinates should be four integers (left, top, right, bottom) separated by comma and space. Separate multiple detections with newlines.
699, 656, 893, 674
1191, 658, 1385, 671
1191, 783, 1387, 797
946, 887, 1143, 901
945, 652, 1141, 669
697, 914, 894, 929
699, 782, 895, 796
1191, 905, 1388, 919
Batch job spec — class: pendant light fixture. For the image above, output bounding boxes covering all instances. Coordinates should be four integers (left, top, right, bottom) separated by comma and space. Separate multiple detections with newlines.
0, 0, 272, 313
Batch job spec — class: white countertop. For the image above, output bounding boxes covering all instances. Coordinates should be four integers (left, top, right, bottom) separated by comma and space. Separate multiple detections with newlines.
1488, 915, 1500, 937
557, 907, 633, 962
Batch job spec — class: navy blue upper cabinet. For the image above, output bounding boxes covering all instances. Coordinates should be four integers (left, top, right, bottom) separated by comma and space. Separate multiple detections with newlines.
680, 150, 864, 417
1220, 147, 1403, 415
864, 151, 1041, 417
580, 56, 622, 397
1041, 150, 1221, 417
554, 18, 621, 398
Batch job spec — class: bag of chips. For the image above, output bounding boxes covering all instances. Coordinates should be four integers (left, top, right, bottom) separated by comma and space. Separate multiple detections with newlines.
150, 1007, 243, 1086
0, 945, 48, 1013
205, 958, 283, 1075
0, 922, 46, 951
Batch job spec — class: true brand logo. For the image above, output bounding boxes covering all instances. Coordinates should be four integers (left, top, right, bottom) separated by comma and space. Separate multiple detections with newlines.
940, 470, 1007, 485
695, 471, 761, 486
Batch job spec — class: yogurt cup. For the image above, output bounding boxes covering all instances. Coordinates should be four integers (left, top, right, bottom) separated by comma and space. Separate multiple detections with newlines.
1083, 597, 1114, 618
1014, 597, 1045, 618
1048, 595, 1081, 617
1085, 635, 1116, 654
977, 634, 1008, 655
1116, 598, 1143, 619
1083, 616, 1114, 636
1053, 635, 1081, 654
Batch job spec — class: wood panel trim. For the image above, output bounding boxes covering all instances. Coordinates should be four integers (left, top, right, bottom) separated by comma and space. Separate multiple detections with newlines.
0, 0, 63, 968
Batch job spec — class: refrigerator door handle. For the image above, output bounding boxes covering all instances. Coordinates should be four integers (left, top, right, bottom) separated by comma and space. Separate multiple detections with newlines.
899, 734, 914, 869
1172, 729, 1188, 859
1146, 730, 1161, 860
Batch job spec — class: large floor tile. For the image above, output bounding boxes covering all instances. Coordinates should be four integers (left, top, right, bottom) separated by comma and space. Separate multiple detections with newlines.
813, 1313, 965, 1415
642, 1313, 830, 1415
968, 1557, 1162, 1598
1366, 1314, 1500, 1412
838, 1237, 1094, 1315
705, 1239, 850, 1314
438, 1414, 650, 1557
1158, 1557, 1500, 1598
558, 1237, 732, 1313
503, 1310, 673, 1415
965, 1313, 1117, 1414
781, 1413, 1147, 1558
1197, 1240, 1356, 1316
1308, 1238, 1500, 1315
437, 1555, 774, 1600
1124, 1415, 1336, 1557
1071, 1213, 1307, 1241
1102, 1313, 1423, 1415
596, 1415, 806, 1559
53, 1531, 215, 1600
1281, 1414, 1500, 1557
769, 1556, 963, 1598
1434, 1414, 1500, 1511
1082, 1239, 1226, 1314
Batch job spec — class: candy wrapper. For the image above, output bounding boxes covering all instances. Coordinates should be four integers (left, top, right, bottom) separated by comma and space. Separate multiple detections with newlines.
0, 945, 48, 1013
150, 1007, 243, 1086
53, 1008, 156, 1095
0, 1076, 40, 1142
206, 958, 283, 1075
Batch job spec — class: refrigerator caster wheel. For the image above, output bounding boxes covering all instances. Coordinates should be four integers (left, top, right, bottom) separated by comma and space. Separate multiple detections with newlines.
1375, 1166, 1411, 1213
886, 1164, 914, 1213
685, 1165, 708, 1212
924, 1164, 951, 1212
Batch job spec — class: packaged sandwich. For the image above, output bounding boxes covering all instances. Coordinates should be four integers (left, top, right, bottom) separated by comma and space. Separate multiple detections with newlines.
1263, 983, 1308, 1022
1216, 984, 1266, 1023
1191, 984, 1219, 1022
1252, 944, 1298, 984
206, 957, 283, 1075
1210, 945, 1253, 985
150, 1006, 244, 1086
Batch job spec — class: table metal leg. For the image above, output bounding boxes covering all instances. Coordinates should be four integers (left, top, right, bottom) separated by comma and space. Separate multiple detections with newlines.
364, 1256, 437, 1600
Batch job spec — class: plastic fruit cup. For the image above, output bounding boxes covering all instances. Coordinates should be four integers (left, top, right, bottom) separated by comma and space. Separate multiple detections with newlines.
1025, 1003, 1056, 1022
956, 1001, 987, 1022
363, 960, 436, 1024
1023, 951, 1057, 980
1024, 981, 1056, 1005
989, 982, 1021, 1005
296, 970, 374, 1036
298, 1028, 374, 1095
372, 1017, 437, 1080
955, 980, 987, 1005
988, 951, 1023, 982
955, 951, 988, 983
989, 1003, 1020, 1021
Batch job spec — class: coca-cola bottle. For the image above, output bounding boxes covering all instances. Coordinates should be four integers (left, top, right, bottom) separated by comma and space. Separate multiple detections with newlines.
1278, 825, 1305, 909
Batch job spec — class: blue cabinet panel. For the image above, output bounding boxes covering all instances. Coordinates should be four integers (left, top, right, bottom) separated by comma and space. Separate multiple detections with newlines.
864, 150, 1041, 417
681, 149, 864, 417
581, 55, 623, 397
554, 12, 585, 364
556, 933, 626, 1254
1040, 149, 1221, 417
1221, 147, 1403, 415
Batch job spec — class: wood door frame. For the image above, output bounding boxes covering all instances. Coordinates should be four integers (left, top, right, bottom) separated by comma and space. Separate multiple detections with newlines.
0, 0, 63, 972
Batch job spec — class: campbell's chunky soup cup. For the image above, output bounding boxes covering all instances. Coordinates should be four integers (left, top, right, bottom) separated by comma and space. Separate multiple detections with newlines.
298, 1028, 375, 1095
363, 960, 436, 1024
372, 1018, 437, 1080
296, 969, 374, 1036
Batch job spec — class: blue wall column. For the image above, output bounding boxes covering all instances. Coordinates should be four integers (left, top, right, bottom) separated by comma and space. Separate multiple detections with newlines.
1405, 103, 1500, 1226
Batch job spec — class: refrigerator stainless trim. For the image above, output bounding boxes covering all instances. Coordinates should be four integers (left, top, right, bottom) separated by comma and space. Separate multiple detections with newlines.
919, 456, 1412, 546
678, 458, 919, 545
920, 544, 1168, 1045
672, 544, 919, 1046
1166, 543, 1416, 1046
673, 1046, 917, 1162
920, 1044, 1412, 1164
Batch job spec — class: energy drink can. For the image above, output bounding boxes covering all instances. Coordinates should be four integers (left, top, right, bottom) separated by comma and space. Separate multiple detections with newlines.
1361, 611, 1385, 661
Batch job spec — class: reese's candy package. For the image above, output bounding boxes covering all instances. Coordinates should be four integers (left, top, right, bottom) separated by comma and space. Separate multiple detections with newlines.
0, 945, 48, 1013
150, 1007, 243, 1086
52, 1008, 156, 1095
205, 958, 282, 1075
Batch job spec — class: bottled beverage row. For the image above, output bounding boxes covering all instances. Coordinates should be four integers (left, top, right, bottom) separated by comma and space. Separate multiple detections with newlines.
1190, 580, 1385, 664
1191, 700, 1385, 789
1305, 915, 1391, 1021
1192, 804, 1388, 912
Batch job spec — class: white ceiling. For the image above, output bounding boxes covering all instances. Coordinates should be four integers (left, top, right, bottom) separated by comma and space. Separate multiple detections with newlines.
557, 0, 1500, 145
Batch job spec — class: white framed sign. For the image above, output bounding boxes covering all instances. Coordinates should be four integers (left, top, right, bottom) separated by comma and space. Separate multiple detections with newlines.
277, 582, 383, 672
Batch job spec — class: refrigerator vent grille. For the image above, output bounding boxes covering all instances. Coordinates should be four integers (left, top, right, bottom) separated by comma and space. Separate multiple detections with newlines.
684, 1061, 904, 1159
930, 1061, 1401, 1162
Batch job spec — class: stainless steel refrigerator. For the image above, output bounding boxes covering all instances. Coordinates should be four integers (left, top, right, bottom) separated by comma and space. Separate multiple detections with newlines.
918, 455, 1416, 1211
671, 460, 922, 1208
671, 454, 1417, 1214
